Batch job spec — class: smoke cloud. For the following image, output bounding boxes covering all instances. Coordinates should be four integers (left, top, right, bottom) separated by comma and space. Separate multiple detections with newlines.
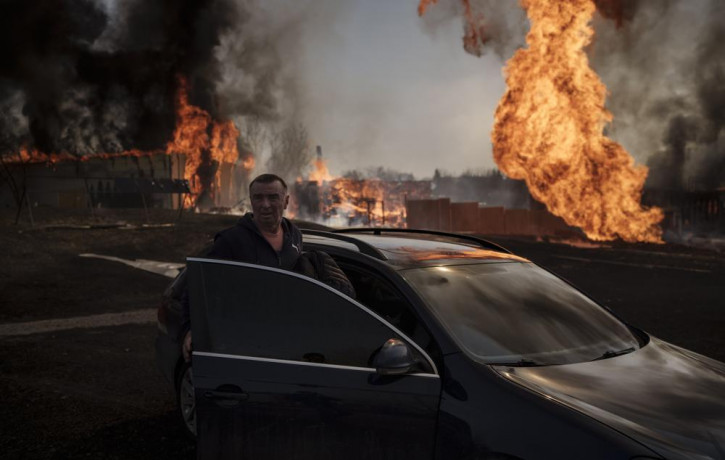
418, 0, 527, 60
590, 0, 725, 191
0, 0, 306, 161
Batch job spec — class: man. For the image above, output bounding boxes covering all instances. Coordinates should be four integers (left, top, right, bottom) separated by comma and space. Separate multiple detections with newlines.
205, 173, 302, 267
181, 173, 302, 361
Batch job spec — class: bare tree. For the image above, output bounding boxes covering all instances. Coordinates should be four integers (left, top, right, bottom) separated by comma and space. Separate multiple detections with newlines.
237, 114, 269, 159
0, 88, 33, 223
265, 121, 312, 182
0, 153, 29, 224
343, 167, 415, 181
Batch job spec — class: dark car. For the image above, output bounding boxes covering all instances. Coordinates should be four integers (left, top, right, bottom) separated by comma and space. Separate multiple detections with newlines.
155, 228, 725, 460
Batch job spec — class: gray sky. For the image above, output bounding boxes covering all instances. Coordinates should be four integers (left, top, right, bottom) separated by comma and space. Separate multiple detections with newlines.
270, 0, 510, 179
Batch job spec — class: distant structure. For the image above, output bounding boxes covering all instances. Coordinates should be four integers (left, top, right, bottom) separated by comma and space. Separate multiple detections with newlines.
431, 169, 533, 209
0, 150, 254, 214
0, 154, 188, 212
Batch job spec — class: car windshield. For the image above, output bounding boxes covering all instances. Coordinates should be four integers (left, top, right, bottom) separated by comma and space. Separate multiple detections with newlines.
402, 262, 640, 366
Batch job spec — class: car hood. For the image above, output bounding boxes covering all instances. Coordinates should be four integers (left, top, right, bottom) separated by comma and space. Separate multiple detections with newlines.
492, 337, 725, 459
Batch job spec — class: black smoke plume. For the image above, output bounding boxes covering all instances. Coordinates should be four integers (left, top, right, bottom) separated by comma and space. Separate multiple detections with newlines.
0, 0, 257, 157
590, 0, 724, 192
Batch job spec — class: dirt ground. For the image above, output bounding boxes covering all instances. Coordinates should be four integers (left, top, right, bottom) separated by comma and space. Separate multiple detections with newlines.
0, 206, 723, 459
0, 209, 237, 323
0, 208, 232, 459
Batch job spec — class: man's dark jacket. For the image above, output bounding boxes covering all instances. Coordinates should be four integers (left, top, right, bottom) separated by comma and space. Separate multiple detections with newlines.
179, 213, 302, 337
208, 213, 302, 269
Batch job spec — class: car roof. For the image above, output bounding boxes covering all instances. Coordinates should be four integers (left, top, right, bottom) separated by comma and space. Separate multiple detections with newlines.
302, 229, 529, 268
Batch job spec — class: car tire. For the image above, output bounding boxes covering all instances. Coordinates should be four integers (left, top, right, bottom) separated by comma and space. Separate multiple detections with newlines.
176, 361, 197, 439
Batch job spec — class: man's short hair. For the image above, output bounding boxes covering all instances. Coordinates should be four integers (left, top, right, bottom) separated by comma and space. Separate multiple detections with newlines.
249, 173, 288, 192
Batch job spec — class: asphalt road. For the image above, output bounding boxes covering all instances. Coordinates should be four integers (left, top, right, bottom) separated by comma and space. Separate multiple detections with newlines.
0, 232, 722, 459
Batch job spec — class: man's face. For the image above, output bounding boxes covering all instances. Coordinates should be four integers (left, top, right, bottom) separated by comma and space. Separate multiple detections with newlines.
250, 180, 289, 230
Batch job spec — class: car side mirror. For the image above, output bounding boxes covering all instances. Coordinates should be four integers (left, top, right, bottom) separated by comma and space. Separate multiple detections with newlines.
372, 338, 417, 375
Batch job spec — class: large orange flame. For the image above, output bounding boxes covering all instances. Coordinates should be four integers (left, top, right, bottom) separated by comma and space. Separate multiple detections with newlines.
420, 0, 663, 243
309, 157, 334, 185
492, 0, 662, 243
211, 121, 240, 165
165, 76, 245, 206
165, 76, 212, 203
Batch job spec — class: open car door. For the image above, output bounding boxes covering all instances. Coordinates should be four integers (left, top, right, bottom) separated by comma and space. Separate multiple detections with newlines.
187, 258, 441, 460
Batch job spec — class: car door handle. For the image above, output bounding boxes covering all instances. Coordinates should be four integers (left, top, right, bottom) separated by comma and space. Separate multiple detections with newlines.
204, 390, 249, 401
204, 385, 249, 403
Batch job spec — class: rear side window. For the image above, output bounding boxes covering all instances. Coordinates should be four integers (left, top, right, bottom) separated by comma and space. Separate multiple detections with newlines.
188, 260, 402, 368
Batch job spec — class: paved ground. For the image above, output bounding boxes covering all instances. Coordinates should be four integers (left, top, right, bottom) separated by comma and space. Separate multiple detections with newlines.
0, 212, 722, 459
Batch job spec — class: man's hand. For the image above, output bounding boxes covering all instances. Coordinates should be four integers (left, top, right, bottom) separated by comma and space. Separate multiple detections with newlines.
183, 330, 193, 362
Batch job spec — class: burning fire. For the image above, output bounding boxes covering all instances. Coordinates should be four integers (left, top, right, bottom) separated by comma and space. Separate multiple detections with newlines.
492, 0, 662, 242
166, 76, 251, 207
6, 76, 251, 209
297, 157, 430, 227
5, 146, 158, 165
309, 157, 334, 184
242, 156, 255, 171
325, 178, 406, 227
420, 0, 664, 243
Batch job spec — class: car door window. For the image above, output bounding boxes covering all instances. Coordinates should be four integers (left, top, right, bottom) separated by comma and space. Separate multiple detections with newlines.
189, 259, 421, 370
338, 263, 435, 355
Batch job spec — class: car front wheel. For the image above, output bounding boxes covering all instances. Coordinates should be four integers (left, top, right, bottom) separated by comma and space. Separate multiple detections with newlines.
176, 361, 196, 438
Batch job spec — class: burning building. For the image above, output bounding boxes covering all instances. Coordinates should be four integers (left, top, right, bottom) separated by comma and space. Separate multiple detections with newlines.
0, 0, 286, 217
294, 176, 432, 227
292, 147, 432, 227
1, 77, 254, 214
